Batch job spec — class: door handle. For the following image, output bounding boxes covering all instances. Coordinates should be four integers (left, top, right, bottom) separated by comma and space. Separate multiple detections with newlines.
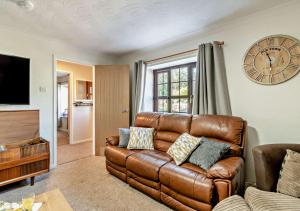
122, 110, 129, 113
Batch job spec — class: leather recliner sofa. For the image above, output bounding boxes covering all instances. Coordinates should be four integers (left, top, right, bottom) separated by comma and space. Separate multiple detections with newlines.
105, 112, 247, 211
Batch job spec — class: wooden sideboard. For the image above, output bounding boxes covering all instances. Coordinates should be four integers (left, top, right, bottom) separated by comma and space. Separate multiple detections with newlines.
0, 110, 50, 186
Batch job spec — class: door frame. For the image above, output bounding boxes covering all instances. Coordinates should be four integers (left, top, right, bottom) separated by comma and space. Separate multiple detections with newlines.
52, 55, 95, 168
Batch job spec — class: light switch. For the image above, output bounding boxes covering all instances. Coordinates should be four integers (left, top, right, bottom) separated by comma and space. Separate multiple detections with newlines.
39, 86, 46, 92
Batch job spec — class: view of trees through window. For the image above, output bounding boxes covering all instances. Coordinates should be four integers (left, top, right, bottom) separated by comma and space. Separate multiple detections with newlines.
153, 62, 196, 114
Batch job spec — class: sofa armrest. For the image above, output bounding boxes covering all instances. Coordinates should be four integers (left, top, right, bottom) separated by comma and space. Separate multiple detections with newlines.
106, 136, 119, 146
207, 157, 244, 179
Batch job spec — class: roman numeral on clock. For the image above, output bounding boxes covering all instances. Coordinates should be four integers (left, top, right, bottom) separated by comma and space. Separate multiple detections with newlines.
247, 68, 257, 77
282, 72, 286, 79
243, 63, 252, 68
256, 43, 263, 50
291, 54, 300, 58
288, 43, 298, 51
247, 53, 256, 58
267, 38, 274, 46
287, 63, 299, 71
280, 38, 287, 46
255, 73, 264, 82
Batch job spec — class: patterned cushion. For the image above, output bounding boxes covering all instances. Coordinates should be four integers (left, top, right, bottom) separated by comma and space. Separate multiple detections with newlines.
127, 127, 154, 150
167, 133, 202, 165
245, 186, 300, 211
277, 149, 300, 198
213, 195, 251, 211
118, 128, 130, 148
188, 138, 231, 170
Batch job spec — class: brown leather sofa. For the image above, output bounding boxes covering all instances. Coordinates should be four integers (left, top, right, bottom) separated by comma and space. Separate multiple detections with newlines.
253, 144, 300, 192
105, 112, 247, 211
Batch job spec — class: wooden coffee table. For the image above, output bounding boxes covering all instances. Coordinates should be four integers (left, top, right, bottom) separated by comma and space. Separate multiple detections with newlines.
35, 189, 73, 211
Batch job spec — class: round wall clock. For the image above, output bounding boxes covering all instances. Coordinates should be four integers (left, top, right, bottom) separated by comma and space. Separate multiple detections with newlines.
243, 35, 300, 85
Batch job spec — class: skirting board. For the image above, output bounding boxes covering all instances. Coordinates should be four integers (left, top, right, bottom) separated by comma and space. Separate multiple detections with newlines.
71, 138, 92, 144
58, 128, 68, 133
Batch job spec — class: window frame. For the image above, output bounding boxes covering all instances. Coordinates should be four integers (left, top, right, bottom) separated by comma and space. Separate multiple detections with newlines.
153, 62, 196, 114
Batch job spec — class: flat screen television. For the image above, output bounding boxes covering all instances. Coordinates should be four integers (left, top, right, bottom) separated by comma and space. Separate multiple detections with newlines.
0, 54, 30, 104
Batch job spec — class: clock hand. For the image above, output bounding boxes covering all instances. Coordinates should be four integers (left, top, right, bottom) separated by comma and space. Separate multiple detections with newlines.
266, 52, 272, 71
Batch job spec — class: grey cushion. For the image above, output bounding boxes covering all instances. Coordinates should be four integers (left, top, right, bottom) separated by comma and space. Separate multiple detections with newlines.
118, 128, 130, 148
188, 138, 230, 170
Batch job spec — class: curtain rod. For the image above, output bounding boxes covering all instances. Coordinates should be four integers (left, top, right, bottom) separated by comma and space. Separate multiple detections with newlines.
145, 41, 224, 63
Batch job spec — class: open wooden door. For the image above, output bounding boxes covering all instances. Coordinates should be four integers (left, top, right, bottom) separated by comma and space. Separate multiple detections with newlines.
95, 65, 130, 155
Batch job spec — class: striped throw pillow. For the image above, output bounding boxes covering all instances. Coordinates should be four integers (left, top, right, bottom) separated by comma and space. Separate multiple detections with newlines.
167, 133, 202, 165
277, 149, 300, 198
127, 127, 154, 150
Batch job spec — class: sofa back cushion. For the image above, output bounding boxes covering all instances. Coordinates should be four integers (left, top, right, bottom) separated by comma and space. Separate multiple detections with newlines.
134, 112, 247, 156
190, 115, 247, 156
134, 112, 161, 129
154, 113, 192, 152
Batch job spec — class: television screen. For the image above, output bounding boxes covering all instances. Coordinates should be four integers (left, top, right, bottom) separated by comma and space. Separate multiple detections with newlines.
0, 54, 30, 104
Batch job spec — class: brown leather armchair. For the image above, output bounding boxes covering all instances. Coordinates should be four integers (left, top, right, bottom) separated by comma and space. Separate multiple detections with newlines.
252, 144, 300, 192
105, 112, 247, 211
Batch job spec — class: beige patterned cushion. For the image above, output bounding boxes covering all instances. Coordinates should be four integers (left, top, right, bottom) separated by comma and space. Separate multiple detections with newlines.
213, 195, 250, 211
277, 149, 300, 198
245, 187, 300, 211
167, 133, 202, 165
127, 127, 154, 150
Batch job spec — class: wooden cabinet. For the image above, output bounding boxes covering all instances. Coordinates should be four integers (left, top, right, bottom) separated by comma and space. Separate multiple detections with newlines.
0, 138, 50, 186
0, 110, 50, 186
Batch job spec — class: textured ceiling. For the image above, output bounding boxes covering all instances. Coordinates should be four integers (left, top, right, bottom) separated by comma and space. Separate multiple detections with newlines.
0, 0, 292, 55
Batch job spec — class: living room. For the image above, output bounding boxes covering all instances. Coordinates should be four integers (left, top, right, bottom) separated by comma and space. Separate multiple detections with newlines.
0, 0, 299, 210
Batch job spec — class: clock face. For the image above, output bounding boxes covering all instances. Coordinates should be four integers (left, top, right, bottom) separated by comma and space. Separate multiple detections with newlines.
244, 35, 300, 85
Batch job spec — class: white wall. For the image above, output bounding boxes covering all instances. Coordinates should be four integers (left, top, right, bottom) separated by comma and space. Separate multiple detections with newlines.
0, 26, 115, 167
119, 1, 300, 184
72, 106, 93, 143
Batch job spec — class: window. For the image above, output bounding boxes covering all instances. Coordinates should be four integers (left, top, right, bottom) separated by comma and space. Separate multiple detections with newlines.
153, 62, 196, 114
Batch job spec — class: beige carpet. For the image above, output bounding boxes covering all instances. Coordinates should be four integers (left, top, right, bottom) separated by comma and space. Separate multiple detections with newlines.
0, 156, 171, 211
58, 141, 93, 165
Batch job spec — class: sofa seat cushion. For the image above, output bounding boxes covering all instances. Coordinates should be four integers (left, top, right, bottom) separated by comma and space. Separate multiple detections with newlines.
180, 162, 207, 175
105, 145, 138, 167
127, 171, 161, 190
160, 162, 213, 203
161, 185, 212, 211
126, 150, 172, 181
245, 187, 300, 211
212, 195, 251, 211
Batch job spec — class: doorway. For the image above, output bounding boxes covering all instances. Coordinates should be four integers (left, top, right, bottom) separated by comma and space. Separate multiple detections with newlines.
56, 60, 94, 165
57, 72, 70, 147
